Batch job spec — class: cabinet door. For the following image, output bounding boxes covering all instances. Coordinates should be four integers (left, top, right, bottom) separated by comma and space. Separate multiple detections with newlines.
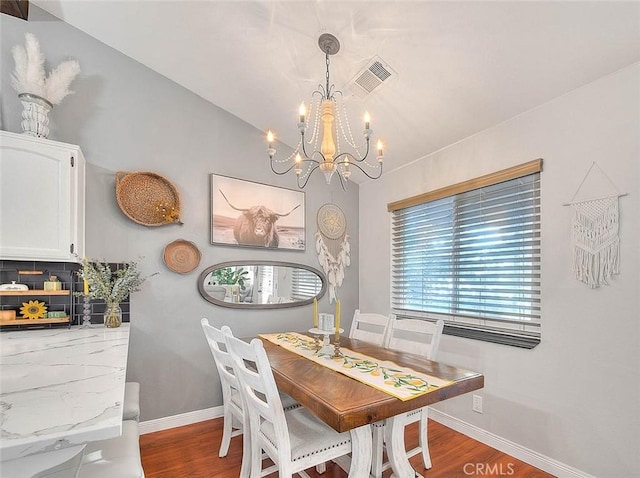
0, 131, 85, 261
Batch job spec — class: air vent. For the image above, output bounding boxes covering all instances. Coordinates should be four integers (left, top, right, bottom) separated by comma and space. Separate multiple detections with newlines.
349, 56, 395, 98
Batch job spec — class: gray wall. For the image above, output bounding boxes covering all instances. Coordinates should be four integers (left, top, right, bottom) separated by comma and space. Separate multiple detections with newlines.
1, 9, 359, 421
360, 63, 640, 477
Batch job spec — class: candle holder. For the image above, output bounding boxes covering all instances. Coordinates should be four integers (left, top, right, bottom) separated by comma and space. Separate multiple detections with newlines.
331, 340, 344, 359
309, 328, 343, 356
81, 295, 92, 328
313, 333, 321, 351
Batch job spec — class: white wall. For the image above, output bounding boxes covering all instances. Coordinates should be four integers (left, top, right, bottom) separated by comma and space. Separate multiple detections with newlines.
1, 9, 359, 422
359, 63, 640, 477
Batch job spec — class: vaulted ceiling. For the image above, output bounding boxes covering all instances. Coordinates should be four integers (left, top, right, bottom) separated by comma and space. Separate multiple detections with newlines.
33, 1, 640, 181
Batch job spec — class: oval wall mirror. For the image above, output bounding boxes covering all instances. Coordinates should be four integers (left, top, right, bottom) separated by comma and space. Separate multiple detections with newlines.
198, 261, 327, 309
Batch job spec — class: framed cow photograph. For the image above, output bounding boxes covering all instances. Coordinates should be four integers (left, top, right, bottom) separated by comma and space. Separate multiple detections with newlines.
210, 174, 305, 250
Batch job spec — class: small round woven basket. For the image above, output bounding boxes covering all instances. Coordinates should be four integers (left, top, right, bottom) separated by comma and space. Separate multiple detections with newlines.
163, 239, 201, 274
115, 171, 182, 226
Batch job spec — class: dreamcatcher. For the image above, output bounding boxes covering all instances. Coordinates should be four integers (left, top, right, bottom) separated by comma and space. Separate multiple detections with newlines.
316, 204, 350, 303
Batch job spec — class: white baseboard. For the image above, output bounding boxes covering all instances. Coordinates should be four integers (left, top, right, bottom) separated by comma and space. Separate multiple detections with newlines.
429, 409, 594, 478
138, 406, 224, 435
139, 405, 592, 478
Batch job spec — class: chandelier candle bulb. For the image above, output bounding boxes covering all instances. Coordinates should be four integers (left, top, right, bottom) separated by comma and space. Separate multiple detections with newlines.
266, 130, 276, 158
299, 103, 306, 123
295, 153, 302, 175
83, 279, 89, 295
364, 111, 370, 130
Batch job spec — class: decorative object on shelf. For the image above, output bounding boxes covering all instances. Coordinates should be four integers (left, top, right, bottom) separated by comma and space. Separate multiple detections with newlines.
43, 275, 62, 291
76, 258, 157, 327
0, 310, 17, 322
163, 239, 201, 274
0, 281, 29, 291
563, 162, 628, 288
315, 203, 350, 303
115, 171, 182, 226
10, 33, 80, 138
47, 311, 67, 318
210, 174, 305, 250
20, 300, 47, 320
267, 33, 385, 190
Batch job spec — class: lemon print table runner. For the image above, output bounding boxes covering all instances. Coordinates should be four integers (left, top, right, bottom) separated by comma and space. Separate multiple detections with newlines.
259, 332, 453, 401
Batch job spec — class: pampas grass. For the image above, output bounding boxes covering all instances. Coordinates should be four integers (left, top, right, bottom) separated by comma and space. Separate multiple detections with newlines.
11, 33, 80, 105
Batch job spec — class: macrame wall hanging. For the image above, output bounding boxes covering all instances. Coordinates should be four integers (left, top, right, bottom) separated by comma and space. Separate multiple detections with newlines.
316, 203, 350, 303
564, 162, 628, 288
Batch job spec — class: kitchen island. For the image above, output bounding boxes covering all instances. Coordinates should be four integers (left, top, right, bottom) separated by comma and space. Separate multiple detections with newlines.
0, 324, 130, 461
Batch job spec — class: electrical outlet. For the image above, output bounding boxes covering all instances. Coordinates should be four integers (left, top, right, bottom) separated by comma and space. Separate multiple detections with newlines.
472, 394, 483, 413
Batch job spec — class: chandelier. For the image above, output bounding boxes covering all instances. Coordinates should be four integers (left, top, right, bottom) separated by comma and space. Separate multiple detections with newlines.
267, 33, 385, 190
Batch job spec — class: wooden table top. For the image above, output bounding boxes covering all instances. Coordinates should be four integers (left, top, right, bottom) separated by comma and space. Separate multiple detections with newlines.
261, 334, 484, 433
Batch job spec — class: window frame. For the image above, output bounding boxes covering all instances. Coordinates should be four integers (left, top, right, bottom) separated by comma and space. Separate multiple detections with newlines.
388, 159, 542, 349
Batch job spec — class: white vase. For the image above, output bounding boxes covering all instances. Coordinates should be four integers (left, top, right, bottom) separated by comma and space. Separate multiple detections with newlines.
18, 93, 53, 138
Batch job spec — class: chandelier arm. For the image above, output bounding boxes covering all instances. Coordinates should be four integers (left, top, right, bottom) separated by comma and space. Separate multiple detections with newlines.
336, 170, 347, 191
300, 132, 311, 158
297, 163, 322, 189
336, 159, 384, 180
270, 160, 300, 176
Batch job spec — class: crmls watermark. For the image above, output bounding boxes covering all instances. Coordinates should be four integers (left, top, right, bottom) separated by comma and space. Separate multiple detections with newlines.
463, 463, 516, 476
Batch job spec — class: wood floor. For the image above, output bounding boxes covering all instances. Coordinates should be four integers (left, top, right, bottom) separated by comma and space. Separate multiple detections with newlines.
140, 417, 554, 478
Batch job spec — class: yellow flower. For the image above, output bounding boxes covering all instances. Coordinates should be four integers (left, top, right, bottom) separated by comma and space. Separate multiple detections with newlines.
20, 300, 47, 319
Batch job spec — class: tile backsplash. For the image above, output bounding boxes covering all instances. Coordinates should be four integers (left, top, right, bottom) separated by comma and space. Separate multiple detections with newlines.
0, 260, 130, 328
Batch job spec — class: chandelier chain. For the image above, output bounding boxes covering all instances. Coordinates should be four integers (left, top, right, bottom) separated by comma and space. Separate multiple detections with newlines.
325, 52, 331, 99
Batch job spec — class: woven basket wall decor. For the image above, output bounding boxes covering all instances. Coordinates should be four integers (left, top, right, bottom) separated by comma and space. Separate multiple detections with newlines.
115, 171, 182, 226
163, 239, 201, 274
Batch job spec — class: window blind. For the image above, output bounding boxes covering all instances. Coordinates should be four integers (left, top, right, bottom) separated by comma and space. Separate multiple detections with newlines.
391, 167, 541, 348
291, 268, 322, 300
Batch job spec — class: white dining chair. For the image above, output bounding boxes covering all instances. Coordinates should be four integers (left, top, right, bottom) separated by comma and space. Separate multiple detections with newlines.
200, 319, 299, 459
377, 317, 445, 475
347, 309, 395, 476
348, 309, 394, 346
223, 331, 372, 478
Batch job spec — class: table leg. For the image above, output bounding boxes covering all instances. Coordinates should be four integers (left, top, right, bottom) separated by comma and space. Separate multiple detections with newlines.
348, 424, 373, 476
384, 415, 423, 478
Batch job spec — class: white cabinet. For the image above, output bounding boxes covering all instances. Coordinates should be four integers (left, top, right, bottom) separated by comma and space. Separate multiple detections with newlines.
0, 131, 85, 261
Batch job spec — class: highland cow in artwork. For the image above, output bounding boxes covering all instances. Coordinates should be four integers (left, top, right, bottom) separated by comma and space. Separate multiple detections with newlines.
218, 190, 300, 248
210, 175, 305, 251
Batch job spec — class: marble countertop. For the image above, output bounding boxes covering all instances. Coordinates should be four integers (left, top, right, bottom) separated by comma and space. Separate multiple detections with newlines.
0, 325, 130, 461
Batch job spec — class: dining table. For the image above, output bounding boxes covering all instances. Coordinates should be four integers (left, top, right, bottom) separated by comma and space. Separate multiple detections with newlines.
260, 332, 484, 478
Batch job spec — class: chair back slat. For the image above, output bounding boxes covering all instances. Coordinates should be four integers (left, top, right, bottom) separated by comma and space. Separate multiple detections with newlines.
385, 318, 444, 359
349, 309, 394, 346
